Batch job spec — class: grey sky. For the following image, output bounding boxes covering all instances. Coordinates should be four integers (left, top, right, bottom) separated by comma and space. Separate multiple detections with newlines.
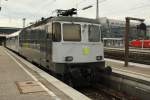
0, 0, 150, 27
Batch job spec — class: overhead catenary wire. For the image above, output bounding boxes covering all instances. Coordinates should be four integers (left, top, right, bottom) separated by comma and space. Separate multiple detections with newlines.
77, 0, 107, 11
76, 0, 89, 6
0, 0, 57, 27
0, 0, 8, 11
103, 3, 150, 15
1, 0, 150, 27
32, 0, 56, 19
0, 0, 2, 11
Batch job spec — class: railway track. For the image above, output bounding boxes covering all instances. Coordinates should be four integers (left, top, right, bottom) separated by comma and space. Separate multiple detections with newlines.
79, 83, 137, 100
104, 48, 150, 65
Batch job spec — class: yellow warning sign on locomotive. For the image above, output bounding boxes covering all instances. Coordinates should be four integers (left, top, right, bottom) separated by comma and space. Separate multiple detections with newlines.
82, 47, 90, 55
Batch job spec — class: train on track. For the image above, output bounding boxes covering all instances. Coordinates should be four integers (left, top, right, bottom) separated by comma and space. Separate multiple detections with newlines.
6, 16, 111, 86
129, 39, 150, 48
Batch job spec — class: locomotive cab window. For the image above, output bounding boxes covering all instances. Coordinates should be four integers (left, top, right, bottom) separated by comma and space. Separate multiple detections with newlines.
52, 22, 61, 42
63, 23, 81, 41
88, 25, 100, 42
47, 24, 52, 39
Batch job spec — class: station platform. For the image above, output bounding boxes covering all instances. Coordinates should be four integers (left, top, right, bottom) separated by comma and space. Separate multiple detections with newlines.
104, 47, 150, 53
0, 46, 90, 100
105, 58, 150, 82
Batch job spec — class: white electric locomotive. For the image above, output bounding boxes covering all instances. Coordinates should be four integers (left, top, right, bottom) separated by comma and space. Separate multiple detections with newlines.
6, 16, 110, 86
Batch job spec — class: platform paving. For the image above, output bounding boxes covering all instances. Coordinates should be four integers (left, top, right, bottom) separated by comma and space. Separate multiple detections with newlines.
0, 47, 55, 100
0, 46, 90, 100
105, 58, 150, 81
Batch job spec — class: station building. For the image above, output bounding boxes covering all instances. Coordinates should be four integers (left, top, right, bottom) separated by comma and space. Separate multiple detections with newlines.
98, 17, 149, 47
98, 17, 139, 39
146, 25, 150, 38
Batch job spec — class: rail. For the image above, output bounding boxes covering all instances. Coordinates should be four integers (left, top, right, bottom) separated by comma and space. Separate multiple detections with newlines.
104, 47, 150, 65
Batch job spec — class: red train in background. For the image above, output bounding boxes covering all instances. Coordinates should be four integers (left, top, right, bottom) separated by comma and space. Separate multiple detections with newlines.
129, 39, 150, 48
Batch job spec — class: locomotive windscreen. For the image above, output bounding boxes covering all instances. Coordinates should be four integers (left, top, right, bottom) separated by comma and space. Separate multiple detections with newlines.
88, 25, 100, 42
63, 24, 81, 41
53, 22, 61, 42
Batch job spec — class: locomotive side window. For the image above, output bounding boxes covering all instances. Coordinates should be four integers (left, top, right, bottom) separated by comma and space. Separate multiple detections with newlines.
63, 24, 81, 41
47, 24, 52, 39
48, 24, 52, 34
88, 25, 100, 42
52, 22, 61, 42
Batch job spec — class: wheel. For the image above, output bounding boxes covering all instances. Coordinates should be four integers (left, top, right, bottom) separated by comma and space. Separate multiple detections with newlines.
105, 66, 112, 75
68, 79, 74, 87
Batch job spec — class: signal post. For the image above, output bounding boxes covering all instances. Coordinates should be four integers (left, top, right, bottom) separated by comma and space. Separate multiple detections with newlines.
125, 17, 146, 67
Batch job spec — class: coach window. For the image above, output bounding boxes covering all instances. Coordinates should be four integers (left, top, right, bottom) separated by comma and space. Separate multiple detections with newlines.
52, 22, 61, 42
88, 25, 100, 42
63, 23, 81, 41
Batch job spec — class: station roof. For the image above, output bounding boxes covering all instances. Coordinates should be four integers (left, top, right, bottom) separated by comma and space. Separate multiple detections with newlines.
0, 27, 21, 35
6, 31, 21, 38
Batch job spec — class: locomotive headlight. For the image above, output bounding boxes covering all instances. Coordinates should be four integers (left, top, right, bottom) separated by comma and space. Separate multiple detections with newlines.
96, 56, 102, 60
65, 56, 73, 61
